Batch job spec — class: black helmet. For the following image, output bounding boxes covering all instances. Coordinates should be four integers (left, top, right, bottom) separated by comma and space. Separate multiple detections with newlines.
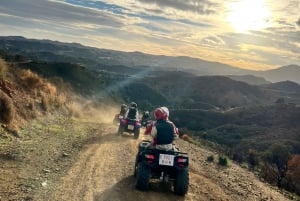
130, 102, 137, 108
121, 104, 127, 108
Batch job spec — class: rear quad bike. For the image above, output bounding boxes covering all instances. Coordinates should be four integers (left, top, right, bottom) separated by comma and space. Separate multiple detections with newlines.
134, 140, 189, 195
118, 118, 141, 139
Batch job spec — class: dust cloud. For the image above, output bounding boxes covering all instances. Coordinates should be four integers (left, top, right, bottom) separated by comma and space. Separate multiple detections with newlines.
67, 98, 120, 124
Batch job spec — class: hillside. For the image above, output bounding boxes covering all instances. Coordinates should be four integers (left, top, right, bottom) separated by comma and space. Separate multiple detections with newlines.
142, 71, 274, 109
226, 74, 271, 85
1, 36, 300, 84
0, 58, 71, 133
171, 103, 300, 195
262, 81, 300, 93
0, 36, 250, 75
254, 65, 300, 84
1, 48, 300, 199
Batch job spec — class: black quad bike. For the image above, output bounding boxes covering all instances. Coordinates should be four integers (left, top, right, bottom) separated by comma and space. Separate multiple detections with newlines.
134, 140, 189, 195
140, 119, 151, 128
118, 118, 141, 139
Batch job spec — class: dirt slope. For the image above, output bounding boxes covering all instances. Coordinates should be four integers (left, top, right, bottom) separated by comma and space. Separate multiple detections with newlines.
35, 124, 293, 201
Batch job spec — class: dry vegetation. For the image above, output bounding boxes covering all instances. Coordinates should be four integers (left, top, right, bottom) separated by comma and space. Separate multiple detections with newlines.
0, 58, 7, 79
0, 58, 69, 136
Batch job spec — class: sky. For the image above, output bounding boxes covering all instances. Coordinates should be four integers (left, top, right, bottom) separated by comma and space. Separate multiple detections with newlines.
0, 0, 299, 70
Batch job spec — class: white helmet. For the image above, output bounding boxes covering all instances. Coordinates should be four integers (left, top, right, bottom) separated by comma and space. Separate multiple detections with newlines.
160, 106, 169, 118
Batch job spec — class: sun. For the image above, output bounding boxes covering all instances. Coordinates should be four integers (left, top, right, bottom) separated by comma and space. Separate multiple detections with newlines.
226, 0, 270, 33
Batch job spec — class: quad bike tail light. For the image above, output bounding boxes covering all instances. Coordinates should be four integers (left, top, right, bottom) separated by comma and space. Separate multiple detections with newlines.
135, 121, 141, 127
145, 154, 155, 164
177, 157, 188, 167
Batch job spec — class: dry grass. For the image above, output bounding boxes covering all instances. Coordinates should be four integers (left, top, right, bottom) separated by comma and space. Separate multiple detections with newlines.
18, 69, 67, 111
20, 69, 45, 90
0, 59, 7, 80
0, 91, 15, 124
181, 133, 193, 142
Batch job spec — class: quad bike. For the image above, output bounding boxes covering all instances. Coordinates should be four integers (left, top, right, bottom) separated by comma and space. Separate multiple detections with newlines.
113, 114, 123, 125
134, 140, 189, 195
140, 119, 152, 128
118, 118, 141, 139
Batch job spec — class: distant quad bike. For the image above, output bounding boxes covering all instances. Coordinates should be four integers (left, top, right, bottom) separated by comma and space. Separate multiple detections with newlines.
118, 118, 141, 139
134, 140, 189, 195
140, 119, 152, 128
113, 114, 123, 125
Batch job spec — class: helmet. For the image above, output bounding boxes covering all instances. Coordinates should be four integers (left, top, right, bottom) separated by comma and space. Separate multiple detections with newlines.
121, 104, 127, 108
154, 107, 168, 120
130, 102, 137, 108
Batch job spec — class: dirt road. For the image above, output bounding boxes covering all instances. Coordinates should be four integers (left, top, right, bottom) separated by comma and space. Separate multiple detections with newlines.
35, 123, 293, 201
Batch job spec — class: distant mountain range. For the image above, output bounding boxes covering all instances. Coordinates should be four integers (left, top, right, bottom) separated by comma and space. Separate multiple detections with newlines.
0, 36, 300, 84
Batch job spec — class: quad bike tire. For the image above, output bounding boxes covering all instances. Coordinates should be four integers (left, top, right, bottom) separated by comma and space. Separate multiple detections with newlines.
134, 128, 140, 139
174, 168, 189, 195
135, 162, 151, 190
118, 125, 124, 135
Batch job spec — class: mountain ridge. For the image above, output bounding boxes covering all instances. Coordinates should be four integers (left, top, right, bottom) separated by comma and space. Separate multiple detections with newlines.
1, 36, 299, 84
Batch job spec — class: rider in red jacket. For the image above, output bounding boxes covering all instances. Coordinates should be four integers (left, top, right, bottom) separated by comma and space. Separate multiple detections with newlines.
145, 107, 178, 150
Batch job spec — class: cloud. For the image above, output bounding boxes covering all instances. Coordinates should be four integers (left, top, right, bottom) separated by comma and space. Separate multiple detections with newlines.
137, 0, 219, 15
0, 0, 124, 29
202, 35, 225, 45
297, 18, 300, 27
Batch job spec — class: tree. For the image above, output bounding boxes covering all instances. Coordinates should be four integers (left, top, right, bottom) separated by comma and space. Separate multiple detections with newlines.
248, 148, 259, 168
263, 144, 292, 188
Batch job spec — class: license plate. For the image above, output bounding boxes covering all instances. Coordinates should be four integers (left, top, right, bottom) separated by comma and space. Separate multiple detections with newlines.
159, 154, 174, 166
128, 125, 134, 130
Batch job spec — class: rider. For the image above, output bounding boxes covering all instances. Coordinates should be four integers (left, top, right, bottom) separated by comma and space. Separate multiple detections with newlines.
120, 104, 127, 116
142, 110, 150, 121
145, 107, 179, 151
125, 102, 139, 120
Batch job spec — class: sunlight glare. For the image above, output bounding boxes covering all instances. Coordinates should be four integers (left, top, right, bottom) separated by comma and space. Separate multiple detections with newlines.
227, 0, 270, 33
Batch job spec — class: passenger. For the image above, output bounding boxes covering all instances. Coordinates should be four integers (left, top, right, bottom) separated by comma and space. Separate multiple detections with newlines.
120, 104, 127, 116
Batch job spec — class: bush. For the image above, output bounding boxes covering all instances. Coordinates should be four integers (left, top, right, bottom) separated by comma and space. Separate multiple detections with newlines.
248, 148, 259, 168
218, 156, 228, 166
0, 59, 7, 79
207, 155, 214, 162
0, 91, 15, 124
181, 134, 193, 142
20, 69, 44, 90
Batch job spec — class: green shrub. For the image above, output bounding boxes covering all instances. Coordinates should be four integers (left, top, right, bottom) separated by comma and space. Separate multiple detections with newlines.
207, 155, 214, 162
218, 156, 228, 166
